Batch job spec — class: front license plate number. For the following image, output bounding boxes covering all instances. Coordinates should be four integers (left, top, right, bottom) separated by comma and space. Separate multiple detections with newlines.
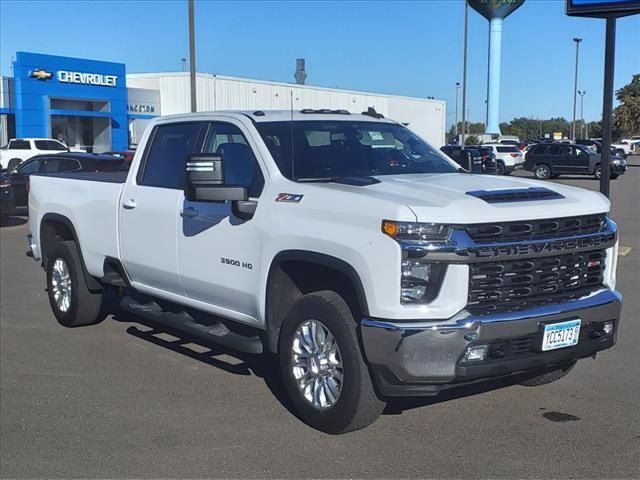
541, 319, 581, 351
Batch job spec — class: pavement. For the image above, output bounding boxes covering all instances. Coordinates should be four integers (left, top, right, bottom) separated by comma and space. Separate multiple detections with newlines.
1, 159, 639, 479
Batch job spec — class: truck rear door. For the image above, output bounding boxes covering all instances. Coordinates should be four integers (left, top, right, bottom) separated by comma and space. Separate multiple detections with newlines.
119, 121, 207, 296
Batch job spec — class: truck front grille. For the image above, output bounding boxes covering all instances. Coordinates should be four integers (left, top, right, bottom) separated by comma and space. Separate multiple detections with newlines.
464, 214, 607, 243
468, 250, 605, 310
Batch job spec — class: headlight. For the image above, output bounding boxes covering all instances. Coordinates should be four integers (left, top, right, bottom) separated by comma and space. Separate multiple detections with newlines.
382, 220, 451, 242
401, 260, 445, 303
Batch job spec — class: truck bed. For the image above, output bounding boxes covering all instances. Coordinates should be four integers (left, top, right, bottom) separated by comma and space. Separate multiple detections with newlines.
29, 173, 126, 278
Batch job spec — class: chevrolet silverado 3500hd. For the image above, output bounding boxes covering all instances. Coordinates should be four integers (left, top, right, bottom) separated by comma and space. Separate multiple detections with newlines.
28, 110, 622, 433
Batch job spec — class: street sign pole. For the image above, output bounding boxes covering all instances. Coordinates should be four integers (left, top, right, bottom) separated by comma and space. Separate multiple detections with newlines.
599, 17, 616, 198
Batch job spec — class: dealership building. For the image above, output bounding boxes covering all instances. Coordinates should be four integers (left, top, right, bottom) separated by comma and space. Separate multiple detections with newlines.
0, 51, 446, 151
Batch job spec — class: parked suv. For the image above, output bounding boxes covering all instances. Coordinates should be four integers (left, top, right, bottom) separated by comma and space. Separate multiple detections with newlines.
524, 143, 627, 180
440, 145, 486, 173
481, 144, 524, 175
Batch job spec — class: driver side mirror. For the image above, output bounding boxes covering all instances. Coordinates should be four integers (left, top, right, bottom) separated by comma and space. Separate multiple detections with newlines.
184, 153, 246, 202
183, 153, 257, 220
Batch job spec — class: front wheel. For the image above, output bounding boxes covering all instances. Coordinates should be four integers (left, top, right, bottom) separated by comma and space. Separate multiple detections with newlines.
594, 165, 602, 179
279, 291, 386, 434
46, 240, 104, 327
610, 173, 619, 180
534, 164, 551, 180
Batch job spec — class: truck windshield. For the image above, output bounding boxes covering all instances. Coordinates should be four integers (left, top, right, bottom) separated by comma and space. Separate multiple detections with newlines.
255, 121, 457, 181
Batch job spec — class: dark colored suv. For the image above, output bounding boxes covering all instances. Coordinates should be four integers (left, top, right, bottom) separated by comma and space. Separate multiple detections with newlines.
523, 143, 626, 180
440, 146, 492, 174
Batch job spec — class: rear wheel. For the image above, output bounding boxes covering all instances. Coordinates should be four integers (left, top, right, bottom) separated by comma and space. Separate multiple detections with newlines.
279, 291, 386, 434
519, 362, 576, 387
46, 240, 104, 327
496, 161, 506, 176
610, 173, 619, 180
534, 164, 551, 180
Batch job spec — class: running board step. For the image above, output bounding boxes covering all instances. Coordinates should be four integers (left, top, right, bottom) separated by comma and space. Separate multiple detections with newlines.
119, 296, 263, 354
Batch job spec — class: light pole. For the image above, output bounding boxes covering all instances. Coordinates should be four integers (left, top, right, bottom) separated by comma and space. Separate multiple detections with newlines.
461, 0, 469, 146
578, 90, 586, 138
571, 37, 582, 141
188, 0, 197, 113
455, 82, 460, 141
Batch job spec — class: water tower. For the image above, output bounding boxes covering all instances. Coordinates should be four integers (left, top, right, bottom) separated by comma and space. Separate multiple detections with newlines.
468, 0, 525, 135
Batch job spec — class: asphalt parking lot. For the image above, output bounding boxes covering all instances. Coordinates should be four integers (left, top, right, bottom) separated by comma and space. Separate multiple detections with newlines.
1, 160, 639, 479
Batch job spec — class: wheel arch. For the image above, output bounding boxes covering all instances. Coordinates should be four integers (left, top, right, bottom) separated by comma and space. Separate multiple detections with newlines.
264, 250, 369, 353
40, 213, 102, 292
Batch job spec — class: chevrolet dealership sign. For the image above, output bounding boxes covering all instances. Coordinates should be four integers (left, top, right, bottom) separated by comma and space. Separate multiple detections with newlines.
57, 70, 118, 87
28, 68, 118, 87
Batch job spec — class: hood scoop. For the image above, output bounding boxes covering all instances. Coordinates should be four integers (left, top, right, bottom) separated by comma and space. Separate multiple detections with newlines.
466, 187, 565, 204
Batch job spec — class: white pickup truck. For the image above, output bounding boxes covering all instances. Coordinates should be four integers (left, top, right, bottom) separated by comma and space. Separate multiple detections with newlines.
0, 138, 73, 171
28, 110, 622, 433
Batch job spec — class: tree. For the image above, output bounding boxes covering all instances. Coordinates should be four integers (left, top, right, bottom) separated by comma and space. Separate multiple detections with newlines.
465, 135, 480, 145
613, 74, 640, 138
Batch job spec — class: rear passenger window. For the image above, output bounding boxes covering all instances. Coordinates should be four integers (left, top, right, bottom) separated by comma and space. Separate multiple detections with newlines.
58, 159, 81, 171
140, 122, 205, 189
9, 140, 30, 150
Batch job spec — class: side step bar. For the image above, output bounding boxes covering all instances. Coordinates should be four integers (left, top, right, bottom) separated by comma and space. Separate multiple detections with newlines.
120, 296, 263, 354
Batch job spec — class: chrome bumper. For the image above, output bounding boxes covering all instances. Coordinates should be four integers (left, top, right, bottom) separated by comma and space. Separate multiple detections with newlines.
361, 289, 622, 395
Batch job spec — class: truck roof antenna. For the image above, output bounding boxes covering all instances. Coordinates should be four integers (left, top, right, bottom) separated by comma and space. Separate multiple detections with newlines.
362, 107, 384, 119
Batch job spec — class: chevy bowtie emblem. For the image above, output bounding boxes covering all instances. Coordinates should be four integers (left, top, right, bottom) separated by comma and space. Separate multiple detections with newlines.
29, 69, 53, 81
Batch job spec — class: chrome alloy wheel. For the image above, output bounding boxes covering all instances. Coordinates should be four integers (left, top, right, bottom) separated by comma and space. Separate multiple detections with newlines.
291, 319, 343, 410
51, 258, 72, 313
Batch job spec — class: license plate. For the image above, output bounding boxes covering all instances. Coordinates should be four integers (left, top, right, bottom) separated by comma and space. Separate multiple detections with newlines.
541, 319, 581, 351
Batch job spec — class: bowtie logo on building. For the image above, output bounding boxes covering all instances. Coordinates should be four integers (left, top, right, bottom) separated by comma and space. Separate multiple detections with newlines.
29, 69, 53, 81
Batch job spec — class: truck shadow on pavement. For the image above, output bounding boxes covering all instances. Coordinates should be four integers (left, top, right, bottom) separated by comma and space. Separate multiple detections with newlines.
109, 305, 536, 419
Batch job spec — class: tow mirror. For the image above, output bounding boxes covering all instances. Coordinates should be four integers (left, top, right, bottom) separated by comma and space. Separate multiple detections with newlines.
184, 153, 247, 202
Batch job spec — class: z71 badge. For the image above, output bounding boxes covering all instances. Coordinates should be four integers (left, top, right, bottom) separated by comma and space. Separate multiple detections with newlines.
276, 193, 304, 203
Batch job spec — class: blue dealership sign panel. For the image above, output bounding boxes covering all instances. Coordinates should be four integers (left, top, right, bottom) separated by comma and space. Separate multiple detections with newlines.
566, 0, 640, 16
13, 52, 128, 150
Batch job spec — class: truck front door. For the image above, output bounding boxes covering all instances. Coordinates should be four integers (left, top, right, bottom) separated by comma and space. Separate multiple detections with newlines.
119, 121, 207, 296
177, 121, 265, 325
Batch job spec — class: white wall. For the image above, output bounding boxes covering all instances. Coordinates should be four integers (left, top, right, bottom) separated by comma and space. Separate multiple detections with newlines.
127, 72, 446, 147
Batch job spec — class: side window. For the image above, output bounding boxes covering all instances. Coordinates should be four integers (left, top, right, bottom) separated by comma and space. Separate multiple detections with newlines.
58, 159, 81, 171
140, 122, 205, 189
548, 145, 561, 155
42, 159, 63, 173
18, 159, 42, 174
532, 146, 547, 155
203, 123, 265, 198
9, 140, 30, 150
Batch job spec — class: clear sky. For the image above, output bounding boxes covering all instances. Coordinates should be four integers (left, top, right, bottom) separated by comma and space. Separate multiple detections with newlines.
0, 0, 638, 126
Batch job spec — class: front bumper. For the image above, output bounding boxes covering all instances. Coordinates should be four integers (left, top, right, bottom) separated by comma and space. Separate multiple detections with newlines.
361, 289, 622, 397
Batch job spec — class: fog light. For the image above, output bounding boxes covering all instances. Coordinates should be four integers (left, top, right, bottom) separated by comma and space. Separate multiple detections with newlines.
603, 321, 614, 335
464, 345, 487, 362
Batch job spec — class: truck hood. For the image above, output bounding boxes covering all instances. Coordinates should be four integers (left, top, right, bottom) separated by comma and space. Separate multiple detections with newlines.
314, 173, 610, 224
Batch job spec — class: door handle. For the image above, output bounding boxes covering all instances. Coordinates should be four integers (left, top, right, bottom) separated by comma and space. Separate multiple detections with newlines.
122, 198, 137, 210
180, 207, 199, 218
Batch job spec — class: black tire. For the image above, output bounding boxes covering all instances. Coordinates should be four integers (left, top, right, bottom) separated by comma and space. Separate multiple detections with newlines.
519, 362, 576, 387
496, 161, 506, 176
594, 165, 602, 179
551, 173, 560, 179
278, 291, 386, 434
7, 158, 21, 172
46, 240, 104, 327
610, 173, 619, 180
534, 164, 551, 180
